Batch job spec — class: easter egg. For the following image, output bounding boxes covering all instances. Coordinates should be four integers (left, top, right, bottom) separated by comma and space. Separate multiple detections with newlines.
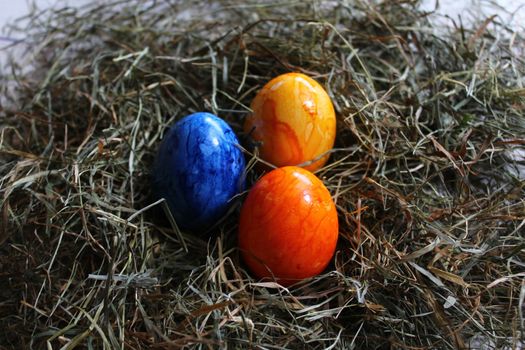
238, 166, 338, 285
152, 112, 245, 230
244, 72, 336, 171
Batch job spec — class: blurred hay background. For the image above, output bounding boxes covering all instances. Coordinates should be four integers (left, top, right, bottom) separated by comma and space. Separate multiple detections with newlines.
0, 0, 524, 349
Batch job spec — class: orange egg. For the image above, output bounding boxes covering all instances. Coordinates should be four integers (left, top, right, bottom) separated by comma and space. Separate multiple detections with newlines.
244, 72, 336, 171
239, 166, 338, 286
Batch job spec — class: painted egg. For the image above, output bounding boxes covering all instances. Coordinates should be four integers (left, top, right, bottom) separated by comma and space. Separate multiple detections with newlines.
238, 166, 338, 285
244, 72, 336, 171
152, 112, 245, 230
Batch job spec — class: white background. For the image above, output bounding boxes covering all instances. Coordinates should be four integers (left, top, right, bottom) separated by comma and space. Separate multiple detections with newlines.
0, 0, 524, 35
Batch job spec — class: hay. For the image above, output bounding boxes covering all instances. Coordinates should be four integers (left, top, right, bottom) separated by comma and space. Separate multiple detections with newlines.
0, 0, 524, 348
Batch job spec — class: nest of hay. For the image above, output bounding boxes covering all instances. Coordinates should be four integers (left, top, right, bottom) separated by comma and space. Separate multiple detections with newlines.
1, 1, 524, 348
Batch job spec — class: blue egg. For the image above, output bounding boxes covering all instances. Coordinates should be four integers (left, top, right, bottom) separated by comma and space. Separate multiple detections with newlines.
152, 112, 245, 230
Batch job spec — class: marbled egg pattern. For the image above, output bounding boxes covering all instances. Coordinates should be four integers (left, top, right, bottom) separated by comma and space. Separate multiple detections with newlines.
244, 73, 336, 171
238, 166, 338, 285
152, 112, 245, 230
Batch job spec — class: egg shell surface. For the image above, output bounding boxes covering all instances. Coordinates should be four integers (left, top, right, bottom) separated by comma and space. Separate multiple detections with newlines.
244, 73, 336, 171
152, 112, 245, 230
238, 166, 338, 285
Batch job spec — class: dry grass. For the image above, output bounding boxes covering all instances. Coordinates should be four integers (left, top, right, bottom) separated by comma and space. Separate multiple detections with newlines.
0, 0, 524, 349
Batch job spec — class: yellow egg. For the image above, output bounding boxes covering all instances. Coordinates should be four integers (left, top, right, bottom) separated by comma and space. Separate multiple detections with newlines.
244, 72, 336, 171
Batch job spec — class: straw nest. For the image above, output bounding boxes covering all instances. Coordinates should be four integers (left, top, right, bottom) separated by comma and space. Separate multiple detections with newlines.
1, 1, 524, 349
